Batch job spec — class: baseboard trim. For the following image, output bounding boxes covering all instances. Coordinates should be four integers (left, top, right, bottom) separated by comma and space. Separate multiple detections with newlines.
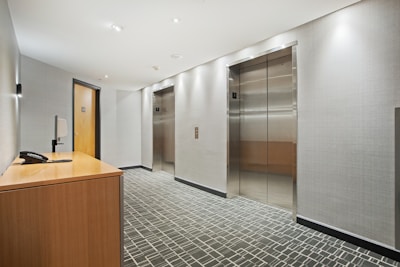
174, 177, 227, 198
119, 165, 141, 170
140, 166, 153, 172
119, 165, 153, 172
297, 216, 400, 262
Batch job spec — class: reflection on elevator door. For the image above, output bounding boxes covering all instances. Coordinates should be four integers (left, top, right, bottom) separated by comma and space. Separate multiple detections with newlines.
153, 87, 175, 175
228, 46, 297, 212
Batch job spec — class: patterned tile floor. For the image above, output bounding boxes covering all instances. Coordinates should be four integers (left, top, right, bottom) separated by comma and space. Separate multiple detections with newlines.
123, 169, 400, 267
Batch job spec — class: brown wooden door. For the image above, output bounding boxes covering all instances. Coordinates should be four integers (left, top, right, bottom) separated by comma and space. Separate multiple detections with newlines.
74, 83, 96, 157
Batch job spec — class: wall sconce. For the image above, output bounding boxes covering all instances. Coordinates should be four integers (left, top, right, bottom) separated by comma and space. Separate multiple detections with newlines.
16, 83, 22, 98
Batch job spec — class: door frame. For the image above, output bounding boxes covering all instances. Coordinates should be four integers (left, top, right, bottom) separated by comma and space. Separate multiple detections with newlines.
72, 79, 101, 159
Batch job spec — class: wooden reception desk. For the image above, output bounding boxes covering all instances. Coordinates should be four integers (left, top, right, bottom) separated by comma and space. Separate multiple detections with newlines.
0, 152, 123, 267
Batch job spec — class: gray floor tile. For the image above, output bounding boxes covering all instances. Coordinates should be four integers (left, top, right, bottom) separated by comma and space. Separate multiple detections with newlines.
123, 169, 400, 267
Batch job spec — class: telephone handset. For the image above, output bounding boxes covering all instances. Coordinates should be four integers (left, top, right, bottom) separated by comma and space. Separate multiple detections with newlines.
20, 151, 48, 164
19, 151, 72, 164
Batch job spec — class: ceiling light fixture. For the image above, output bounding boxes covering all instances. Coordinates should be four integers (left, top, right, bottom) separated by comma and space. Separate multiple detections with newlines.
104, 74, 109, 78
171, 54, 183, 60
152, 66, 160, 71
172, 18, 181, 24
111, 24, 123, 32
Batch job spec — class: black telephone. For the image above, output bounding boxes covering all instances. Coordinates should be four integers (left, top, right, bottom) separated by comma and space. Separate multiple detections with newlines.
19, 151, 72, 164
20, 151, 48, 164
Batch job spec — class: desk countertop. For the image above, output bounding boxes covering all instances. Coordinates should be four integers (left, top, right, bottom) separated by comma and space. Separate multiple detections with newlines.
0, 151, 123, 192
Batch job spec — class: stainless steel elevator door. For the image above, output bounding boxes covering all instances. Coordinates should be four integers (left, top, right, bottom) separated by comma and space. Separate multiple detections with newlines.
153, 87, 175, 175
267, 53, 294, 210
236, 48, 295, 211
239, 60, 268, 203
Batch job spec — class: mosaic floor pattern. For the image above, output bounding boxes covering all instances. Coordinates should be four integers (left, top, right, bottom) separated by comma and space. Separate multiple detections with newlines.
123, 168, 399, 267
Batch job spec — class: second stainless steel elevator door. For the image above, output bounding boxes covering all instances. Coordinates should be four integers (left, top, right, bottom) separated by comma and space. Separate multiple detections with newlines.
266, 51, 295, 210
237, 47, 295, 211
153, 87, 175, 175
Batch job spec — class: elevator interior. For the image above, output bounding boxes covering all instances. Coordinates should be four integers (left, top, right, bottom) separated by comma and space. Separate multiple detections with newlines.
228, 46, 297, 212
153, 87, 175, 175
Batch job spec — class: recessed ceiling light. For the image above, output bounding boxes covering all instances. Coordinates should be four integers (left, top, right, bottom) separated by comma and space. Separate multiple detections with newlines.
172, 18, 181, 24
104, 74, 109, 79
111, 24, 123, 32
171, 54, 183, 59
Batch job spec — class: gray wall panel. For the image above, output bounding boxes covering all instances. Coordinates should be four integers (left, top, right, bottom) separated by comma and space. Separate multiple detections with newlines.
296, 0, 399, 246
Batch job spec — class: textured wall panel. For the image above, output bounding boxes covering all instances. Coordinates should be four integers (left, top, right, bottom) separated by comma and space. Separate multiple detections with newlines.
296, 0, 399, 246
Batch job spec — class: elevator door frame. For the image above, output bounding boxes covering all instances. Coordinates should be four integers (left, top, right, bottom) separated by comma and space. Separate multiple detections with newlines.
152, 86, 175, 175
227, 41, 298, 219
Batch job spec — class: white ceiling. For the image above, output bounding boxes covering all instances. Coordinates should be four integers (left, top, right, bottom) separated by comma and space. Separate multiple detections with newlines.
8, 0, 360, 91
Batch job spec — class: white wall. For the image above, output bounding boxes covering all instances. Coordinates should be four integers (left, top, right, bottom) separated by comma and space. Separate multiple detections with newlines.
142, 60, 228, 193
296, 0, 400, 247
0, 0, 20, 175
141, 86, 153, 169
20, 56, 142, 168
116, 90, 141, 168
141, 0, 400, 248
20, 56, 73, 153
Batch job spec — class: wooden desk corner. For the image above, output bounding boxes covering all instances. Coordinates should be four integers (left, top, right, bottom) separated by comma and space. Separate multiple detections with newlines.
0, 151, 124, 267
